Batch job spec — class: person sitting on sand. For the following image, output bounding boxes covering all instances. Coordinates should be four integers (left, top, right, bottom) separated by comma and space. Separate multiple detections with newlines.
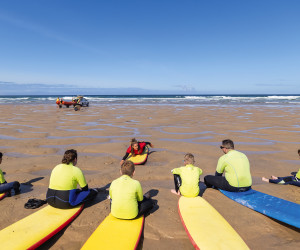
120, 138, 153, 165
171, 153, 203, 197
0, 152, 21, 196
204, 139, 252, 192
109, 160, 154, 219
46, 149, 98, 209
262, 149, 300, 187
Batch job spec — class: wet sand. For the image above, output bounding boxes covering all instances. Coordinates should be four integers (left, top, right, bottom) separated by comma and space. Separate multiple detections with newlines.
0, 104, 299, 249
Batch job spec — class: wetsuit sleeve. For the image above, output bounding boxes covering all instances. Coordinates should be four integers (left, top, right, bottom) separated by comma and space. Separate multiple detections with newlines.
0, 169, 6, 184
81, 185, 89, 191
198, 168, 203, 176
171, 167, 182, 175
122, 146, 132, 160
122, 152, 130, 161
136, 182, 143, 202
215, 171, 223, 176
216, 156, 225, 174
296, 168, 300, 179
75, 168, 88, 188
140, 142, 152, 148
109, 181, 114, 199
126, 146, 131, 154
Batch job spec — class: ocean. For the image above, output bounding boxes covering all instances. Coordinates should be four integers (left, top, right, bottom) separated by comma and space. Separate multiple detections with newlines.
0, 95, 300, 106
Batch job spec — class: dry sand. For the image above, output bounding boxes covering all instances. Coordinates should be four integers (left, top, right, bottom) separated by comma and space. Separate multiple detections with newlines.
0, 104, 299, 249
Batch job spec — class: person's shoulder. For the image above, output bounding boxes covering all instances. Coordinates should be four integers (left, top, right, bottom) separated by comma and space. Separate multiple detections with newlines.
234, 150, 247, 157
194, 165, 202, 171
110, 177, 119, 185
172, 166, 184, 172
219, 154, 227, 160
132, 178, 141, 186
52, 163, 63, 170
72, 165, 84, 174
189, 164, 202, 171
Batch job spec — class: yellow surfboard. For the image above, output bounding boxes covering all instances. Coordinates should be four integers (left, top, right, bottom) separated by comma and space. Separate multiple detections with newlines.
82, 214, 144, 250
127, 146, 149, 165
0, 204, 83, 250
0, 192, 7, 200
178, 196, 249, 250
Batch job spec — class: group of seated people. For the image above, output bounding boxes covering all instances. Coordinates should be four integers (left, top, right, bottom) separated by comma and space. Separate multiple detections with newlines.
1, 139, 299, 221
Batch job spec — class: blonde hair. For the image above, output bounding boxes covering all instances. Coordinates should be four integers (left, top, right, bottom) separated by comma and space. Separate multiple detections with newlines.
184, 153, 195, 164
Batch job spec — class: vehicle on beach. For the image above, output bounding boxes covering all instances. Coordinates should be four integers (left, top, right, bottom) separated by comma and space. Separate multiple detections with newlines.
56, 96, 89, 110
74, 96, 89, 107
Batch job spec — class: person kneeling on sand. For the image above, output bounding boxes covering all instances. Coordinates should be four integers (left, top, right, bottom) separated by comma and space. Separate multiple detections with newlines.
0, 152, 21, 196
262, 149, 300, 187
171, 153, 203, 197
46, 149, 98, 209
204, 139, 252, 192
109, 160, 154, 219
120, 138, 153, 165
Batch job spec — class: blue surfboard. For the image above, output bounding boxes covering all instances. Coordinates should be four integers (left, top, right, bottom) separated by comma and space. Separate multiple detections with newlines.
220, 189, 300, 229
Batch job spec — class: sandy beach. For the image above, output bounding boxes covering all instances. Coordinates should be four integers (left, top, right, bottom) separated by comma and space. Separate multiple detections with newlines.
0, 103, 299, 249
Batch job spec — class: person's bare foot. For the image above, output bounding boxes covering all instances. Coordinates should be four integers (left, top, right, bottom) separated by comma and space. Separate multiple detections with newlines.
171, 189, 181, 196
262, 177, 269, 182
271, 175, 278, 180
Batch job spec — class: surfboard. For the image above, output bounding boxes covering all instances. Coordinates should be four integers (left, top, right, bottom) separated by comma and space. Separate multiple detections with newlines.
81, 213, 144, 250
178, 196, 249, 250
0, 192, 7, 200
0, 204, 84, 249
127, 146, 149, 165
220, 189, 300, 228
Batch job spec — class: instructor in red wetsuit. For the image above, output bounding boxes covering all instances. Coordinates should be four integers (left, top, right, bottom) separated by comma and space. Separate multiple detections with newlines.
120, 138, 153, 165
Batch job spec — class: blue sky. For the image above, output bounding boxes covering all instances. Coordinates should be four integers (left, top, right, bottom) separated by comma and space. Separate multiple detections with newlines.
0, 0, 299, 94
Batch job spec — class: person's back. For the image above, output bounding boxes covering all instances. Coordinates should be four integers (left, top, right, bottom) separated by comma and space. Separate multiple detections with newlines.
217, 150, 252, 188
204, 139, 252, 192
171, 153, 202, 197
49, 163, 86, 191
173, 164, 202, 197
110, 160, 153, 219
110, 175, 143, 219
0, 152, 21, 196
46, 149, 97, 209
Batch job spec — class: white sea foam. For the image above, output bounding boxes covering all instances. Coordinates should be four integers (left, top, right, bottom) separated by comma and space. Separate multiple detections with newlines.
0, 95, 300, 106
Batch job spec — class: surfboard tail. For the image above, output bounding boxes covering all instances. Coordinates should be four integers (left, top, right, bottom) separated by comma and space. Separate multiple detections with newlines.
28, 204, 84, 249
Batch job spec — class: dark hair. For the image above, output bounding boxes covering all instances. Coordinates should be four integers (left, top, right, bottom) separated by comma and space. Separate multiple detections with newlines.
121, 160, 135, 176
298, 149, 300, 155
130, 138, 139, 156
0, 152, 2, 158
62, 149, 77, 165
222, 139, 234, 149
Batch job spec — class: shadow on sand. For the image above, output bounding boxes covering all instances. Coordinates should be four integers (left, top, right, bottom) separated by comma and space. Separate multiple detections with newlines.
20, 177, 44, 195
137, 189, 159, 250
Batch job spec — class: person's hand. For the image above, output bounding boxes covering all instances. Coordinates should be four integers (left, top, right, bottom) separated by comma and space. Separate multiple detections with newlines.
120, 160, 124, 166
150, 143, 154, 148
